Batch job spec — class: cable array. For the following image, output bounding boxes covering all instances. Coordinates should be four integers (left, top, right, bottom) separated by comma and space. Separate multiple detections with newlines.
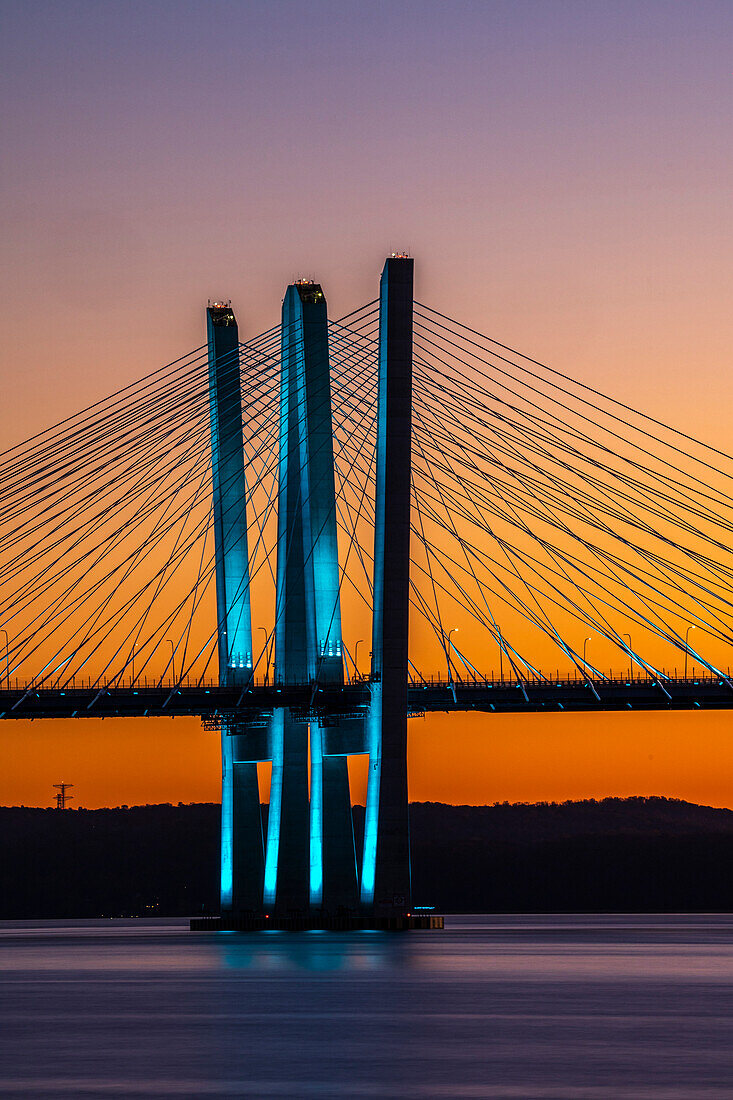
0, 305, 382, 692
3, 295, 733, 693
407, 303, 733, 682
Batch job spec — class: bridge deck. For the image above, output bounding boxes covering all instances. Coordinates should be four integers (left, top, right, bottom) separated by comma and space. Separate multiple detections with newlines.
1, 675, 732, 721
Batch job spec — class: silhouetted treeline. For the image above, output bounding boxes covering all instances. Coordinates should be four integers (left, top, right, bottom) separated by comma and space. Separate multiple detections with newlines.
2, 796, 733, 918
407, 799, 733, 913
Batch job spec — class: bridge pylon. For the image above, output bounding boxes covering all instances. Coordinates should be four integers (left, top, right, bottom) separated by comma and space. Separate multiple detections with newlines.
207, 303, 264, 915
361, 256, 414, 916
205, 260, 420, 930
264, 280, 358, 916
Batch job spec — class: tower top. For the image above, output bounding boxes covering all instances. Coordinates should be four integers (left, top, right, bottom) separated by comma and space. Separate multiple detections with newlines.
292, 281, 325, 305
207, 301, 236, 327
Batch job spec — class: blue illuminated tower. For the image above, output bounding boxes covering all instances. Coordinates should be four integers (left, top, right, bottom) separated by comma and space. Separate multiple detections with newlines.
206, 261, 415, 928
265, 282, 358, 915
361, 257, 414, 915
207, 303, 264, 914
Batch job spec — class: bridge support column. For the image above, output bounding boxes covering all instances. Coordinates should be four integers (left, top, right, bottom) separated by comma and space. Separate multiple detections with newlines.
267, 281, 356, 915
207, 303, 263, 914
361, 257, 414, 915
322, 753, 358, 910
264, 709, 310, 913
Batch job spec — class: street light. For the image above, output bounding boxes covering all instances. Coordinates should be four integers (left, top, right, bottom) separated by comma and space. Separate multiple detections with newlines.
447, 628, 459, 684
622, 633, 632, 680
684, 625, 696, 679
583, 636, 592, 669
354, 639, 364, 678
0, 629, 8, 688
496, 624, 504, 681
166, 638, 175, 684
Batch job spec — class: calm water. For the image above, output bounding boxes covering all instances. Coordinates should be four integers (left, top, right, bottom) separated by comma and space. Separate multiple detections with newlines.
1, 915, 733, 1098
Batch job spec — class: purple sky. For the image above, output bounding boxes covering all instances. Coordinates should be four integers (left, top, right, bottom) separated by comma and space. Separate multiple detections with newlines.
2, 1, 733, 440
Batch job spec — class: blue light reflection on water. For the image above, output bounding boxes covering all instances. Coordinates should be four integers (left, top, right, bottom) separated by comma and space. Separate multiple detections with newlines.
2, 915, 733, 1097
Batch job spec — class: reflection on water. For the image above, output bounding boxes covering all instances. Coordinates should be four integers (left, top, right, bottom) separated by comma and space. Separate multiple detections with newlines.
217, 930, 402, 974
1, 915, 733, 1097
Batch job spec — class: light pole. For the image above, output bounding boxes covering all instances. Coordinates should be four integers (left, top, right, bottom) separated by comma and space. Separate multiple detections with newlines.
258, 626, 269, 683
496, 624, 504, 681
684, 625, 696, 678
166, 638, 175, 684
0, 629, 8, 688
354, 639, 364, 678
622, 633, 632, 679
131, 644, 135, 685
583, 636, 592, 672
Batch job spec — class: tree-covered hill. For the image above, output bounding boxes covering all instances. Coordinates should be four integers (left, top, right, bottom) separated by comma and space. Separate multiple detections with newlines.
2, 796, 733, 918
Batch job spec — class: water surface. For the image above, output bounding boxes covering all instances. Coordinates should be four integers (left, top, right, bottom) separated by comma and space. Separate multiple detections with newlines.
1, 914, 732, 1097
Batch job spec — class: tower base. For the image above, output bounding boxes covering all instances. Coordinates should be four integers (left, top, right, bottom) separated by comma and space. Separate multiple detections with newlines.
190, 912, 443, 932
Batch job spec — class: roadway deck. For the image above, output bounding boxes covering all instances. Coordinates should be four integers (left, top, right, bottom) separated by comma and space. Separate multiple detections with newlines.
1, 674, 732, 721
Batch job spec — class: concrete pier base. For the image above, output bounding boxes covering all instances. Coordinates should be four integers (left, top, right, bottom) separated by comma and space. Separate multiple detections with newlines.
190, 913, 444, 932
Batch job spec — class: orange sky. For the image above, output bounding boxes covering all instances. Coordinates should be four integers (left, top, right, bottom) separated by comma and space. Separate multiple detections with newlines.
3, 3, 733, 809
4, 709, 733, 811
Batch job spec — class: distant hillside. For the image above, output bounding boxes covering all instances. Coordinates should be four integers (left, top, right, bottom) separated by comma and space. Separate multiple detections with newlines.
407, 798, 733, 913
2, 797, 733, 918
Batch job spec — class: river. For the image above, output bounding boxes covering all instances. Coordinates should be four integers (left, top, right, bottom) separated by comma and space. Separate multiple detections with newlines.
1, 914, 732, 1097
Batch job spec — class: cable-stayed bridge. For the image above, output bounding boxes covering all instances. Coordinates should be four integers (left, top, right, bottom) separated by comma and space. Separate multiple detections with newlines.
3, 255, 733, 927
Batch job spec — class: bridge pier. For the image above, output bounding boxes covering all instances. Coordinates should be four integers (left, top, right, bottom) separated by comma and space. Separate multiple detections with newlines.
321, 752, 359, 911
264, 709, 310, 914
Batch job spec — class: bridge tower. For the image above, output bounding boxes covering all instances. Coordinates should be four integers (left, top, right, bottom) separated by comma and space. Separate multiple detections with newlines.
207, 303, 264, 914
265, 281, 358, 916
206, 259, 415, 928
361, 256, 414, 916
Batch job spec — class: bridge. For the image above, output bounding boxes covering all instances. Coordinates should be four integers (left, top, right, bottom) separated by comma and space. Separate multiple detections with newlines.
3, 675, 733, 721
3, 254, 733, 928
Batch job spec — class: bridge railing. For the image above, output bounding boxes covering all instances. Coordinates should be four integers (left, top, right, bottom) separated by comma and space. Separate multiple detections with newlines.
409, 670, 733, 688
2, 668, 732, 697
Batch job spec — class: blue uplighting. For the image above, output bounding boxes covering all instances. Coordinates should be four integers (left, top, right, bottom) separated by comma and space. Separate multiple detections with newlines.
361, 684, 382, 905
309, 723, 324, 906
263, 710, 284, 906
220, 739, 234, 907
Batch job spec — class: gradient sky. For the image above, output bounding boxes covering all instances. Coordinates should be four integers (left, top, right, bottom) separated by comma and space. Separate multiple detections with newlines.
2, 0, 733, 809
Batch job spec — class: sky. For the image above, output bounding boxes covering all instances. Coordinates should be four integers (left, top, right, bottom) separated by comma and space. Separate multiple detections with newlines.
2, 0, 733, 809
